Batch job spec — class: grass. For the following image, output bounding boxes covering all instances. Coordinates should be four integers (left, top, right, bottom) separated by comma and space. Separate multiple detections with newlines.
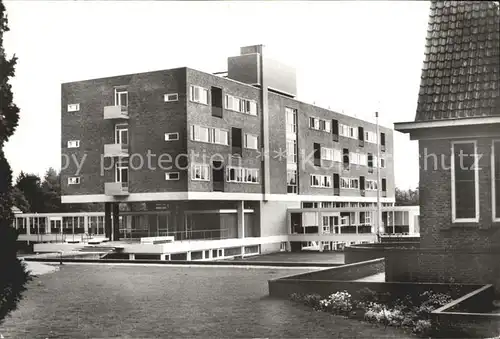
1, 264, 414, 338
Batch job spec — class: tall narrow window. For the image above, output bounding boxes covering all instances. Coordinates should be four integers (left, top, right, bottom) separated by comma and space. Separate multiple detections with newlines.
342, 148, 349, 170
313, 143, 321, 167
211, 87, 223, 118
452, 141, 479, 222
115, 88, 128, 107
358, 126, 364, 147
332, 119, 339, 142
381, 178, 387, 197
333, 173, 340, 196
287, 169, 298, 194
493, 140, 500, 221
285, 107, 297, 134
231, 127, 242, 156
380, 132, 386, 152
115, 159, 129, 186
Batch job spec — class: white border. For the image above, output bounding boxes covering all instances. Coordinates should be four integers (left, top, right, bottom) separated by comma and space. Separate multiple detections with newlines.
395, 116, 500, 132
165, 172, 180, 181
164, 132, 179, 141
164, 93, 178, 102
492, 140, 500, 222
67, 140, 80, 148
61, 192, 396, 204
451, 140, 480, 223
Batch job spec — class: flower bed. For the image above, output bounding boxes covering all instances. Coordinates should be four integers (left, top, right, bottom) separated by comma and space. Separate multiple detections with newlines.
290, 288, 455, 337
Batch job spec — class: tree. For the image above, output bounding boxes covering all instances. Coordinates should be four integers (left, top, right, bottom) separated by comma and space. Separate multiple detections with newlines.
10, 186, 30, 212
40, 167, 62, 212
0, 0, 30, 324
395, 187, 419, 206
15, 171, 44, 212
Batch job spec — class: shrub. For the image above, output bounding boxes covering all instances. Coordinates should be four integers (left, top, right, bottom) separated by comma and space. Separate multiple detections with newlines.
413, 319, 432, 336
320, 291, 353, 316
289, 293, 322, 310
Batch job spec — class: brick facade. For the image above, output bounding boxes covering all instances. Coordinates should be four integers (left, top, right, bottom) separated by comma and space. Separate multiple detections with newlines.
61, 67, 395, 201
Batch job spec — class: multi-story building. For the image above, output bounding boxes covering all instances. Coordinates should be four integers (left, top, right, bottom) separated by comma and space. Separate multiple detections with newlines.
59, 45, 396, 257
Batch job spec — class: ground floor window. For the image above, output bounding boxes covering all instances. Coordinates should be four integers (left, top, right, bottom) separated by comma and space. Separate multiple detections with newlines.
451, 141, 479, 222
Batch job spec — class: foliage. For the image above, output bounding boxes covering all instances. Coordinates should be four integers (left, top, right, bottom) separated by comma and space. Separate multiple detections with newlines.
289, 289, 454, 337
0, 0, 30, 324
395, 187, 419, 206
13, 168, 102, 213
319, 291, 353, 316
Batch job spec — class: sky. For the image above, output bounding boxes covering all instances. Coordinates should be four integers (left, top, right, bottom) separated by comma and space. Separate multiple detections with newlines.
3, 0, 429, 190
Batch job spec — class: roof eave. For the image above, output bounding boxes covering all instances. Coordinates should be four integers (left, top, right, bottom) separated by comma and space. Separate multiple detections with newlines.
394, 115, 500, 133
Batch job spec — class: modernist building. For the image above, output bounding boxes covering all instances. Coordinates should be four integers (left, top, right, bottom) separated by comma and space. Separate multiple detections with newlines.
60, 45, 397, 255
395, 1, 500, 289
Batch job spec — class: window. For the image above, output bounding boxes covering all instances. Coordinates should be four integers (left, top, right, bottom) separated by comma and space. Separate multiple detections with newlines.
321, 147, 334, 161
165, 172, 180, 180
339, 124, 358, 139
309, 117, 331, 132
189, 85, 209, 105
164, 93, 178, 102
211, 87, 223, 118
341, 177, 360, 189
381, 132, 386, 151
68, 177, 80, 185
287, 169, 297, 194
226, 167, 259, 184
244, 134, 258, 150
225, 94, 257, 116
451, 141, 479, 222
310, 174, 332, 188
115, 159, 129, 184
165, 132, 179, 141
332, 119, 339, 141
67, 140, 80, 148
313, 143, 321, 167
379, 158, 386, 168
493, 140, 500, 221
213, 129, 229, 145
191, 164, 210, 181
309, 117, 319, 130
287, 140, 297, 164
67, 104, 80, 112
191, 125, 228, 145
286, 107, 297, 134
365, 131, 377, 143
231, 127, 243, 155
366, 180, 378, 190
191, 125, 210, 143
115, 88, 128, 107
115, 124, 129, 145
343, 148, 350, 167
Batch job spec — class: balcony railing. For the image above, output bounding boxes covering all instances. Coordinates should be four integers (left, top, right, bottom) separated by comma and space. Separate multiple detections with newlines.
105, 181, 129, 196
368, 167, 374, 174
118, 229, 231, 241
382, 191, 387, 197
104, 105, 129, 120
333, 187, 340, 196
104, 143, 129, 157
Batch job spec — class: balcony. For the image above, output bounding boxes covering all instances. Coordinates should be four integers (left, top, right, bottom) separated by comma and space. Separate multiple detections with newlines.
105, 182, 129, 196
104, 143, 129, 158
360, 189, 366, 197
104, 105, 129, 120
382, 191, 387, 197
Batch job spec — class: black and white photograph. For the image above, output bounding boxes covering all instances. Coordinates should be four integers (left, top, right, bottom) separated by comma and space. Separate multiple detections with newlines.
0, 0, 499, 338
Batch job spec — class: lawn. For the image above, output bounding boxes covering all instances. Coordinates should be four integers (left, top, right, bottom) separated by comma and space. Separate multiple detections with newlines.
1, 264, 414, 338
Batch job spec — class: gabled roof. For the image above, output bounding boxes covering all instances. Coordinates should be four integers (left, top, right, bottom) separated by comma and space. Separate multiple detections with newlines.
415, 1, 500, 122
